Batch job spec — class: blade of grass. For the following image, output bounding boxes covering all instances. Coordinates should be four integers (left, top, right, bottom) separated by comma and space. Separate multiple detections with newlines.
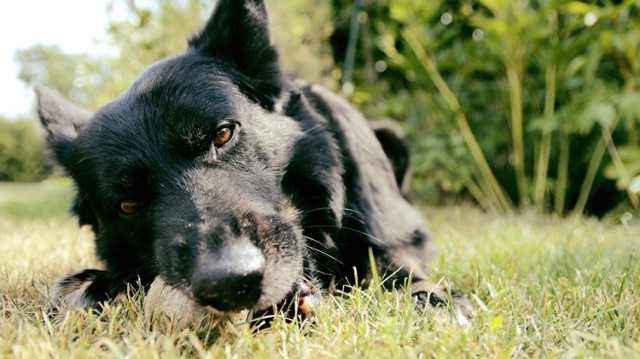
402, 28, 512, 213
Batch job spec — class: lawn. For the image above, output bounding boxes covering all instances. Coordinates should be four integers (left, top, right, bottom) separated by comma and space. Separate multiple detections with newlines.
1, 180, 638, 358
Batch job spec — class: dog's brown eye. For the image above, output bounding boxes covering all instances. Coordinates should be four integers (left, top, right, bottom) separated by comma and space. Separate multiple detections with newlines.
119, 200, 142, 215
213, 126, 234, 147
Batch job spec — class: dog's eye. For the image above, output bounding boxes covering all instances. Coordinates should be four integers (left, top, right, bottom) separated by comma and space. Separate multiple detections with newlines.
213, 126, 234, 147
119, 199, 142, 215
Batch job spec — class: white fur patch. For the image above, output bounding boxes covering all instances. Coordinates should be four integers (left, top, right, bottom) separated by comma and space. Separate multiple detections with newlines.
274, 92, 291, 114
48, 278, 95, 310
143, 276, 249, 329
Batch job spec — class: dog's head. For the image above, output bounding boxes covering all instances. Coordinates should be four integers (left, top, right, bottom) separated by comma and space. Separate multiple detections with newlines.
36, 0, 343, 312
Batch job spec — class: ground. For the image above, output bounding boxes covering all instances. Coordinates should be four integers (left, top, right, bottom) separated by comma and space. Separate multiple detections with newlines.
1, 179, 638, 358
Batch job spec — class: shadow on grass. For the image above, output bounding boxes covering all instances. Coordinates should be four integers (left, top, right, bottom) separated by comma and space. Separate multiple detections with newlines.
0, 178, 75, 218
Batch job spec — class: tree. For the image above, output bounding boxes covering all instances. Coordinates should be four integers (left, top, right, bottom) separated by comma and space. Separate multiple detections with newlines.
0, 117, 50, 181
15, 44, 106, 109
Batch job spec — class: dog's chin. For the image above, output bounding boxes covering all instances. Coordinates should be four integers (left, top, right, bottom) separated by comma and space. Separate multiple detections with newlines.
144, 276, 249, 329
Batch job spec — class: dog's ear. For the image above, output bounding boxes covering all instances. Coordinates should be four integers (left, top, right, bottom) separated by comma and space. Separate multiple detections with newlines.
370, 121, 412, 195
189, 0, 283, 104
35, 86, 92, 169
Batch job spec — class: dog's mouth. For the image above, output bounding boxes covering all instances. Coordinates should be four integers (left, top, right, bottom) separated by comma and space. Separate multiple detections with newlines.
163, 270, 313, 314
199, 280, 315, 319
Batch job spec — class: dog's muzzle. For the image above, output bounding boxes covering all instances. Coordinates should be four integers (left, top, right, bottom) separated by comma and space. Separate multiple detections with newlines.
190, 239, 265, 312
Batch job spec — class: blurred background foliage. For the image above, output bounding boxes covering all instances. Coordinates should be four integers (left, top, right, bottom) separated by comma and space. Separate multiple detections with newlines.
6, 0, 640, 217
0, 117, 50, 181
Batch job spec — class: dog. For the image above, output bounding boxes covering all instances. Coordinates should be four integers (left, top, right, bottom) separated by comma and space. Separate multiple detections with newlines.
36, 0, 472, 326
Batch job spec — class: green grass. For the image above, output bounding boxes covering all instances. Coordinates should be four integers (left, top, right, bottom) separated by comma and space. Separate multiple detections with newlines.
1, 180, 639, 358
0, 178, 76, 218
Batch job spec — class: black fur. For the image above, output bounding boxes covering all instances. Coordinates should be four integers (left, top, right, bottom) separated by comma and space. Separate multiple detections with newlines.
38, 0, 471, 320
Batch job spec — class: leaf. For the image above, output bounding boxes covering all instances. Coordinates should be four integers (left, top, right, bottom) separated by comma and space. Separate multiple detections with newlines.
528, 115, 559, 134
592, 102, 617, 128
630, 176, 640, 194
603, 162, 640, 189
578, 100, 616, 132
389, 1, 412, 24
472, 17, 510, 38
618, 146, 640, 161
479, 0, 510, 15
617, 92, 640, 124
389, 0, 441, 24
562, 1, 599, 15
565, 55, 588, 79
603, 146, 640, 189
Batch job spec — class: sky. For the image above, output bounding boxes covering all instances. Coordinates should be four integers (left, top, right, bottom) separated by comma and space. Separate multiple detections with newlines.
0, 0, 111, 119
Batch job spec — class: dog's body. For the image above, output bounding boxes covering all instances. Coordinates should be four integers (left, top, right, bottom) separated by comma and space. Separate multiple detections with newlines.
38, 0, 471, 323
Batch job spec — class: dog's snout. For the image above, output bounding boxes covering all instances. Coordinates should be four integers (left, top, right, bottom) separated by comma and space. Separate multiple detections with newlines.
191, 269, 263, 311
191, 241, 265, 311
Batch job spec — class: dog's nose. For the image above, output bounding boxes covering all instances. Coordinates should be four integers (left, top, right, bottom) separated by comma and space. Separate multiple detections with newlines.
191, 242, 265, 311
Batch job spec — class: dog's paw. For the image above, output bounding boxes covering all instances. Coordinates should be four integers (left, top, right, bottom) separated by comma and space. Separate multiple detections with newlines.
48, 269, 112, 311
249, 281, 316, 331
411, 279, 474, 327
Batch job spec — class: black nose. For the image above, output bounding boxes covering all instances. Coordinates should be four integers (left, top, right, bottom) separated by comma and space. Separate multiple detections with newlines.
191, 242, 265, 312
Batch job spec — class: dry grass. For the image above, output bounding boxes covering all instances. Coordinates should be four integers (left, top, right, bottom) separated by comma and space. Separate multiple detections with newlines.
1, 180, 639, 358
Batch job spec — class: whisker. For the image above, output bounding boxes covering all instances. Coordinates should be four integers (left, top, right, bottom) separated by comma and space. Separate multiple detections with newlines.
300, 123, 326, 134
305, 267, 334, 278
304, 236, 343, 264
304, 224, 385, 245
302, 234, 330, 249
297, 206, 362, 216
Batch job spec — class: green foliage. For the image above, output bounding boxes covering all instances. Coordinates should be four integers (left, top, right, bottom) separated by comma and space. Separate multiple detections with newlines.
0, 118, 50, 182
604, 143, 640, 196
15, 44, 114, 110
103, 0, 337, 92
0, 178, 74, 218
12, 0, 640, 216
14, 0, 337, 109
332, 0, 640, 216
267, 0, 336, 87
102, 0, 216, 97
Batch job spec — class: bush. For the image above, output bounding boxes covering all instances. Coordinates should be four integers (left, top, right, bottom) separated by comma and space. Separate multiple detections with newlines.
0, 117, 51, 182
330, 0, 640, 216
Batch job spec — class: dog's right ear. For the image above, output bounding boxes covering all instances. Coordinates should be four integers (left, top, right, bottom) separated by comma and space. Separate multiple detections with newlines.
35, 86, 92, 168
189, 0, 284, 107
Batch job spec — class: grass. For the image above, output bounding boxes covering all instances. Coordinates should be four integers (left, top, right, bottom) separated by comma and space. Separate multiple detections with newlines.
1, 180, 639, 358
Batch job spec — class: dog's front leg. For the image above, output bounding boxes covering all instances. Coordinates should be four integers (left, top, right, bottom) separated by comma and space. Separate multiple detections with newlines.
249, 281, 316, 331
48, 269, 127, 310
411, 279, 475, 327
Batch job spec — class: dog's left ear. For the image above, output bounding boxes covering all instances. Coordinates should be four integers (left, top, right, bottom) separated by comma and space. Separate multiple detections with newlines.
370, 121, 412, 195
189, 0, 283, 105
35, 86, 93, 170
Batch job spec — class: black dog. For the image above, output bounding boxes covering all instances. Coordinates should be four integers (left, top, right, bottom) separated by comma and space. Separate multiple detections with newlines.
37, 0, 471, 323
